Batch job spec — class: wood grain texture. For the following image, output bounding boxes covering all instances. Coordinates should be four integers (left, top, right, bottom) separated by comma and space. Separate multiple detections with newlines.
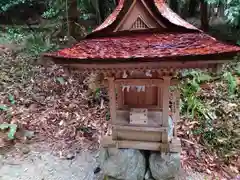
101, 136, 181, 152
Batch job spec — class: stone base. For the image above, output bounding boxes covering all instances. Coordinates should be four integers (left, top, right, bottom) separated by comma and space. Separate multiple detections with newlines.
150, 153, 181, 180
99, 148, 181, 180
99, 148, 146, 180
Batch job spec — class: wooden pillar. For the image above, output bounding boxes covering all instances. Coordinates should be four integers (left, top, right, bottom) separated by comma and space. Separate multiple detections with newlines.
173, 90, 180, 137
162, 76, 171, 144
108, 77, 117, 140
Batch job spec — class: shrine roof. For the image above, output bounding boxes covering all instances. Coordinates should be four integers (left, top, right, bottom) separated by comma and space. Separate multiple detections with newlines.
45, 32, 240, 62
90, 0, 198, 37
44, 0, 240, 66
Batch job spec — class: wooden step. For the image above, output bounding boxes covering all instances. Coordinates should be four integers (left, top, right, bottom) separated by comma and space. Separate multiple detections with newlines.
113, 125, 168, 132
101, 136, 181, 152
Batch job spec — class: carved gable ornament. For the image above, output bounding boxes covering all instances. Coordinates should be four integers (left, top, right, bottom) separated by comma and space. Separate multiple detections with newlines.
131, 16, 149, 30
115, 0, 165, 31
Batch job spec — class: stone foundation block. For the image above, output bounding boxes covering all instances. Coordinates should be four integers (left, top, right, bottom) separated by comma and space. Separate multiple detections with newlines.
99, 148, 146, 180
149, 153, 181, 180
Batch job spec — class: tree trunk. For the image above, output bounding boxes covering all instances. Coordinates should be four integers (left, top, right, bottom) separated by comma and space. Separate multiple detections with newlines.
169, 0, 179, 14
90, 0, 102, 24
200, 0, 209, 31
188, 0, 198, 17
68, 0, 79, 38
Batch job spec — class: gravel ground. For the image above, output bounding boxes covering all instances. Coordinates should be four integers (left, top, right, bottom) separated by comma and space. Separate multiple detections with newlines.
0, 143, 210, 180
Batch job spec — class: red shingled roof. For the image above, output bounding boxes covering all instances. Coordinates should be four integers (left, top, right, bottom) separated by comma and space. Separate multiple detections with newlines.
44, 0, 240, 64
45, 33, 240, 61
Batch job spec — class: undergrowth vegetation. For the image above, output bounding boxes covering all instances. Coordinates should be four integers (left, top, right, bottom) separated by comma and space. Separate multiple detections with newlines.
180, 63, 240, 165
0, 27, 60, 57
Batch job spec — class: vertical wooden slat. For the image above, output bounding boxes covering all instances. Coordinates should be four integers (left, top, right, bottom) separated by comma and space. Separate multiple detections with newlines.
138, 89, 146, 105
157, 81, 163, 126
116, 83, 123, 109
108, 77, 117, 140
173, 90, 180, 137
162, 76, 171, 144
157, 87, 162, 109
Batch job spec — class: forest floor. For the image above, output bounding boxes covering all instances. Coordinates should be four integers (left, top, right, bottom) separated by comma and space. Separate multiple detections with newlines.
0, 29, 239, 180
0, 142, 211, 180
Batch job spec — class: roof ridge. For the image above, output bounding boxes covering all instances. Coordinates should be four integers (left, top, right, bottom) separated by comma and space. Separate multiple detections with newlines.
92, 0, 125, 33
153, 0, 198, 30
88, 0, 199, 37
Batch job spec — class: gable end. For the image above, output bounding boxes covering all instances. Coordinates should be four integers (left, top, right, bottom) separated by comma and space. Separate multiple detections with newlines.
131, 16, 149, 30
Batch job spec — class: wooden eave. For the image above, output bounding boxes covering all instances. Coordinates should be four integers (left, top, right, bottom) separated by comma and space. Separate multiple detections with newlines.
50, 51, 238, 64
48, 52, 238, 72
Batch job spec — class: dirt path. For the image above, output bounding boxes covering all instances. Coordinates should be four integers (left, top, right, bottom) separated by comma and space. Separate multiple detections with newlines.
0, 143, 101, 180
0, 143, 211, 180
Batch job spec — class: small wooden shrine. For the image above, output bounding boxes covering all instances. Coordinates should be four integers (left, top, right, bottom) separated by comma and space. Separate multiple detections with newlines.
44, 0, 240, 153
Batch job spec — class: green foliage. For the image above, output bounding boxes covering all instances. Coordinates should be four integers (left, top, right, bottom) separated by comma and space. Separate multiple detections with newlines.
0, 105, 9, 111
106, 111, 110, 121
24, 33, 58, 57
0, 123, 17, 140
8, 94, 15, 105
0, 28, 26, 44
0, 0, 33, 12
103, 175, 109, 180
42, 7, 61, 19
181, 70, 211, 118
94, 87, 101, 99
206, 0, 240, 26
181, 67, 240, 162
223, 71, 237, 95
78, 0, 116, 23
56, 77, 65, 85
41, 0, 117, 22
41, 0, 66, 19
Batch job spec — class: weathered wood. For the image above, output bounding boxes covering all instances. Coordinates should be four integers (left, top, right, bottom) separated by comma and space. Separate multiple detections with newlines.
108, 77, 117, 139
172, 90, 180, 137
116, 83, 124, 109
115, 78, 176, 86
115, 0, 165, 31
113, 125, 167, 132
170, 137, 182, 153
162, 76, 171, 143
116, 110, 163, 127
116, 78, 163, 86
56, 60, 223, 72
114, 0, 137, 31
130, 108, 148, 125
158, 86, 163, 118
101, 136, 181, 152
145, 86, 158, 106
123, 88, 160, 109
140, 0, 166, 28
117, 129, 162, 142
